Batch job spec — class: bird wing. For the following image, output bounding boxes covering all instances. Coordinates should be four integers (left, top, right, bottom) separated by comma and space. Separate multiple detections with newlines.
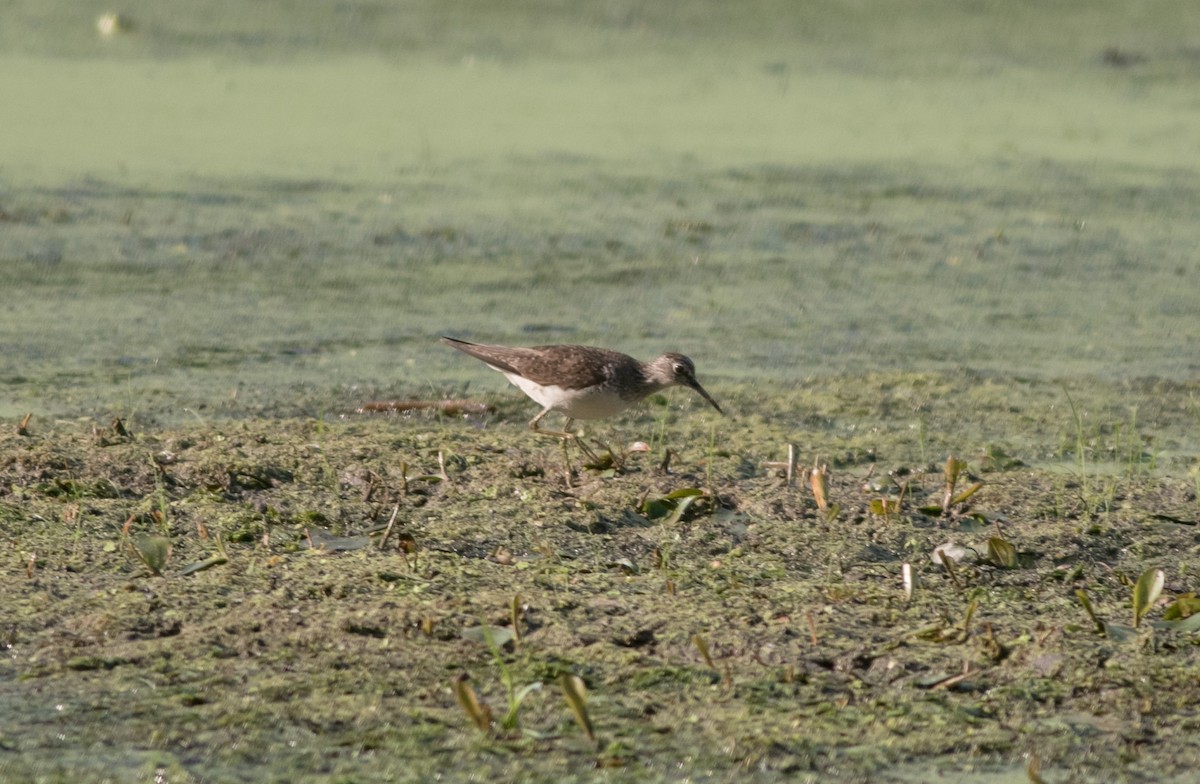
442, 338, 630, 391
524, 345, 630, 390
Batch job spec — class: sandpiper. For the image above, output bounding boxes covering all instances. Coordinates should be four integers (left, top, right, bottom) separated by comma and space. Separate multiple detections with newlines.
441, 337, 723, 443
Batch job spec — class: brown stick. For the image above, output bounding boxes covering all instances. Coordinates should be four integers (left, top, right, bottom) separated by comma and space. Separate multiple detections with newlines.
356, 399, 495, 415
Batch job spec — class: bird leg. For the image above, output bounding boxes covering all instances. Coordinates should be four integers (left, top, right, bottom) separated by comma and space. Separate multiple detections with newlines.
529, 410, 600, 464
527, 408, 574, 440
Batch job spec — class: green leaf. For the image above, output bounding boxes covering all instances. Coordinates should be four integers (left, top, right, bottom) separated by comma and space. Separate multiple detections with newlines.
501, 680, 544, 730
303, 528, 371, 551
869, 498, 900, 516
664, 487, 704, 500
134, 535, 172, 576
452, 673, 492, 733
1161, 593, 1200, 621
986, 536, 1017, 569
1076, 588, 1106, 637
461, 625, 515, 648
1132, 568, 1165, 628
949, 481, 984, 506
944, 456, 967, 486
641, 488, 707, 524
1154, 613, 1200, 633
663, 494, 701, 526
179, 555, 228, 576
512, 681, 543, 707
558, 674, 595, 742
641, 499, 672, 520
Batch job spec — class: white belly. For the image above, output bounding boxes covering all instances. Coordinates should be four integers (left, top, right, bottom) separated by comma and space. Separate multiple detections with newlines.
504, 372, 630, 420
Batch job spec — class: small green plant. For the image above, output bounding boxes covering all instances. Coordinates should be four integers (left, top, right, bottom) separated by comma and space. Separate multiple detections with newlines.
691, 634, 716, 670
121, 509, 172, 576
510, 594, 524, 648
1161, 594, 1200, 631
987, 536, 1017, 569
691, 633, 731, 687
923, 455, 983, 516
869, 496, 900, 521
452, 673, 492, 733
936, 547, 963, 590
1132, 568, 1164, 629
132, 533, 172, 576
1075, 588, 1106, 637
1065, 388, 1118, 516
649, 401, 671, 455
641, 487, 707, 525
457, 622, 542, 734
913, 593, 982, 644
960, 597, 979, 640
558, 674, 596, 743
1063, 389, 1096, 516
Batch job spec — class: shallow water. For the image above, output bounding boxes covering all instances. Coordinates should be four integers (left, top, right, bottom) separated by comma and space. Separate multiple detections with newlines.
3, 1, 1199, 425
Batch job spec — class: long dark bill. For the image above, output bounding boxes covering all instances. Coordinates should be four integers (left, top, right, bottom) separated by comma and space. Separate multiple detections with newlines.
686, 378, 723, 415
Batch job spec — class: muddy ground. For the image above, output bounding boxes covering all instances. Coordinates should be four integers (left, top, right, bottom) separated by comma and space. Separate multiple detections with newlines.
2, 374, 1199, 783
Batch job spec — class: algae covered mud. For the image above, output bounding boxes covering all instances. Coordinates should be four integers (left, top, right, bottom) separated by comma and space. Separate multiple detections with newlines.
3, 0, 1200, 782
2, 378, 1200, 783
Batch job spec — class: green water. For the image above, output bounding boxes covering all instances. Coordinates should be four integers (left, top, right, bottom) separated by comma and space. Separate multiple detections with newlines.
3, 1, 1199, 423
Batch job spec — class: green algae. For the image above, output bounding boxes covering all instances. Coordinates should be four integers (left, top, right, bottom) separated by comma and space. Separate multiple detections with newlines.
4, 2, 1200, 426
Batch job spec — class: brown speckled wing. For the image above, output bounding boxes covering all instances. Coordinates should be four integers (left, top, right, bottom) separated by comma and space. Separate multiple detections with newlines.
442, 338, 635, 391
524, 345, 636, 390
